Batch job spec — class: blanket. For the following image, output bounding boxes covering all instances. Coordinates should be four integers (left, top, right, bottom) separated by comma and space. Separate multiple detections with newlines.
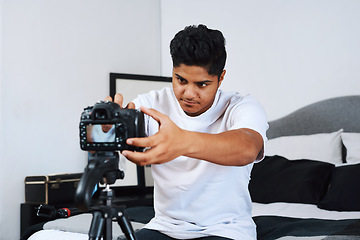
255, 216, 360, 240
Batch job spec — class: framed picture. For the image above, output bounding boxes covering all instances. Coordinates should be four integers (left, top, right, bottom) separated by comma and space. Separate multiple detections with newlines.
108, 73, 172, 191
110, 73, 172, 106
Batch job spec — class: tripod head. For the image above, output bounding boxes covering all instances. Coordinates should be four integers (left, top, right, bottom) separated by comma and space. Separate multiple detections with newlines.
75, 151, 124, 211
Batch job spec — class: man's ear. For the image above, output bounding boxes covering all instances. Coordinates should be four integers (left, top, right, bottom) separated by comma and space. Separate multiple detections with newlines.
218, 70, 226, 86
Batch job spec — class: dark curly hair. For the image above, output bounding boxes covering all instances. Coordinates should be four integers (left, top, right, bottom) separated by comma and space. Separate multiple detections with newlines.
170, 24, 227, 79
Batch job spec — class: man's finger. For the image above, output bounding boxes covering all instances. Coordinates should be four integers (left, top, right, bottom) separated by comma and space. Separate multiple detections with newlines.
126, 102, 136, 109
104, 96, 113, 102
127, 135, 157, 148
114, 93, 124, 108
140, 106, 166, 123
121, 150, 151, 166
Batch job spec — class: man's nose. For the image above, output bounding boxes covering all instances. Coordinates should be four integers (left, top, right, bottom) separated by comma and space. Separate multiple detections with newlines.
183, 85, 197, 99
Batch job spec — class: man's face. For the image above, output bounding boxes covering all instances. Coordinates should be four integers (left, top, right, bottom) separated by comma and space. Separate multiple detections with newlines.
101, 124, 113, 133
172, 64, 225, 117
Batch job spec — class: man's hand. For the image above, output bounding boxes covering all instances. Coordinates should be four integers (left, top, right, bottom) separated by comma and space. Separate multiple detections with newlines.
104, 94, 184, 165
121, 106, 189, 166
105, 93, 135, 109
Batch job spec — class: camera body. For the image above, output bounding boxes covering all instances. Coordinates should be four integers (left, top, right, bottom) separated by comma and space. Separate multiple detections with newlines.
79, 101, 145, 152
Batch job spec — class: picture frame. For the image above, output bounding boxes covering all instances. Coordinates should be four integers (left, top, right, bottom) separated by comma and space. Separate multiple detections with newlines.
109, 73, 172, 192
110, 73, 172, 106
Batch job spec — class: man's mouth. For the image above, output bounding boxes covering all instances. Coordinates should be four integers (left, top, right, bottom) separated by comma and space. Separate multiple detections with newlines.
181, 99, 198, 106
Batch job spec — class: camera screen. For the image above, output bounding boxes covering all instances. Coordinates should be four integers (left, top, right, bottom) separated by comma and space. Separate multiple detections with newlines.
86, 124, 116, 143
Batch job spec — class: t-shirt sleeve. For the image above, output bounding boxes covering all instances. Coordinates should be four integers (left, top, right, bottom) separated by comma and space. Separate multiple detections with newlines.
229, 95, 269, 160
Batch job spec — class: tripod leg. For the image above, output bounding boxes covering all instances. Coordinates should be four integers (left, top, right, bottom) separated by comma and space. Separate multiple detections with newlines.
117, 210, 137, 240
89, 211, 104, 240
104, 214, 113, 240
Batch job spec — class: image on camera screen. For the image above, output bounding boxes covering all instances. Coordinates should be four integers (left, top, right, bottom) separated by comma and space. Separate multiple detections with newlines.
86, 124, 115, 143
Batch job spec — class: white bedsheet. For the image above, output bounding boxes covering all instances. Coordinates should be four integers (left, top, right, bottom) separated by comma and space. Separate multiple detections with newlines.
29, 230, 88, 240
252, 202, 360, 220
28, 213, 145, 240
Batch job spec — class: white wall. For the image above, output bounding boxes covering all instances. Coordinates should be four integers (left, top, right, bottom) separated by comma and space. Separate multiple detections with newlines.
160, 0, 360, 121
0, 0, 4, 238
0, 1, 161, 239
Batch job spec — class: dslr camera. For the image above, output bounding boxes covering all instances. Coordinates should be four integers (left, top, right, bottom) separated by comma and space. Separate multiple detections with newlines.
79, 100, 145, 152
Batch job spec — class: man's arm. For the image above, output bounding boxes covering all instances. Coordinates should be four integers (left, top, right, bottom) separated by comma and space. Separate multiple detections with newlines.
184, 128, 264, 166
122, 107, 264, 167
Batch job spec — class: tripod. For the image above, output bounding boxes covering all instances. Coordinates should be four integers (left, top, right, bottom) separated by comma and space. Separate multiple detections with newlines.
88, 184, 136, 240
75, 151, 138, 240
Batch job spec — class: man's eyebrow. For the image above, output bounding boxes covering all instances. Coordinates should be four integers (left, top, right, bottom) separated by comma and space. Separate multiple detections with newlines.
197, 80, 212, 84
175, 73, 187, 81
175, 73, 213, 84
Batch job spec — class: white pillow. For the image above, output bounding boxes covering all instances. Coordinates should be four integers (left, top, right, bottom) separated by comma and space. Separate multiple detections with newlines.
341, 132, 360, 164
266, 129, 343, 164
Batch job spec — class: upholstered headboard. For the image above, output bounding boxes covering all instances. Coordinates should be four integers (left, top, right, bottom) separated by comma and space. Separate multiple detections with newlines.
267, 95, 360, 140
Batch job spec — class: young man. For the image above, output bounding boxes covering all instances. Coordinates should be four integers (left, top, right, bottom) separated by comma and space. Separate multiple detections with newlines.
112, 25, 268, 240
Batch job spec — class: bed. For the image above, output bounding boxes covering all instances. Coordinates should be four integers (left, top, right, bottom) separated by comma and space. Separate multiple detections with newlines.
23, 95, 360, 240
250, 95, 360, 239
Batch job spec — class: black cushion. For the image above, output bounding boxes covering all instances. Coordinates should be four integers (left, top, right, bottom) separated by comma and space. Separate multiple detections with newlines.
318, 163, 360, 211
249, 155, 334, 204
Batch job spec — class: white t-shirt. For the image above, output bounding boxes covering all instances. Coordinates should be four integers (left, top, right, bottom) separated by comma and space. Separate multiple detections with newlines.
132, 87, 268, 240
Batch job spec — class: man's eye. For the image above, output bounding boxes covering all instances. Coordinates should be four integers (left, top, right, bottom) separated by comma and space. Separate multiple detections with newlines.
198, 83, 208, 88
178, 78, 187, 84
